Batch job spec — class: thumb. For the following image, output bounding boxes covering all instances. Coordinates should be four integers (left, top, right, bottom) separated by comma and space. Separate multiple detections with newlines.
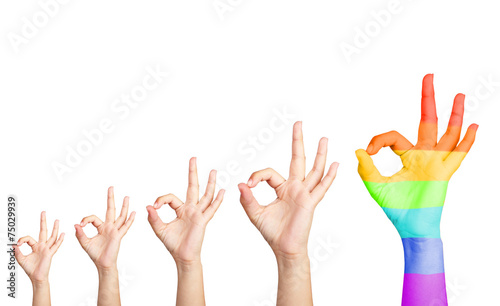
74, 224, 89, 249
13, 245, 26, 264
355, 149, 386, 182
238, 183, 262, 224
146, 205, 165, 237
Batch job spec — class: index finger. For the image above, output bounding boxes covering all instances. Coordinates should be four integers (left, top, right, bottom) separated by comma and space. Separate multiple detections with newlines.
289, 121, 306, 180
417, 74, 438, 146
106, 186, 116, 222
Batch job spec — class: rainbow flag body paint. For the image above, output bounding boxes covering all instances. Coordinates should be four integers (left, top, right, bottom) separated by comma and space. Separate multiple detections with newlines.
356, 74, 478, 306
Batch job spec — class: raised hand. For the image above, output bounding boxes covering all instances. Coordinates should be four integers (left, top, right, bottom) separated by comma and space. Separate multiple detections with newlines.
75, 187, 135, 270
147, 157, 224, 264
14, 211, 64, 306
355, 74, 478, 306
238, 121, 338, 306
146, 157, 224, 306
238, 121, 339, 258
355, 74, 478, 238
74, 187, 135, 306
15, 212, 64, 283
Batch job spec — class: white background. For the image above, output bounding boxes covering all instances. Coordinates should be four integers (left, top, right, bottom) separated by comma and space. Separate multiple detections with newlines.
1, 1, 499, 305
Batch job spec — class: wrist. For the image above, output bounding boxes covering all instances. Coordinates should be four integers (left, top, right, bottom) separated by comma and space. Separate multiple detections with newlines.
175, 259, 202, 273
275, 252, 310, 269
97, 265, 118, 277
31, 278, 50, 289
402, 237, 444, 274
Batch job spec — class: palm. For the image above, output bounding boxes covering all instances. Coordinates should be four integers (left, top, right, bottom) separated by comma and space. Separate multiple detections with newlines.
160, 208, 207, 262
239, 122, 339, 257
19, 245, 53, 282
255, 180, 316, 255
83, 228, 122, 269
147, 158, 225, 265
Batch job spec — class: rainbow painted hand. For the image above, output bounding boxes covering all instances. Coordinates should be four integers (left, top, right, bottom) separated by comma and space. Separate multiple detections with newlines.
355, 74, 478, 306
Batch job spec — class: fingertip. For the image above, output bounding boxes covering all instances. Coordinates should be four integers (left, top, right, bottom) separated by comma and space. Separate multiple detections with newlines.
470, 123, 479, 130
146, 205, 155, 214
366, 144, 374, 154
238, 183, 249, 193
355, 148, 367, 158
247, 179, 253, 187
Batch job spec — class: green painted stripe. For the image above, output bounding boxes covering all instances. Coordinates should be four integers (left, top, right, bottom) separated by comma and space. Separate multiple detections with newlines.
363, 180, 448, 209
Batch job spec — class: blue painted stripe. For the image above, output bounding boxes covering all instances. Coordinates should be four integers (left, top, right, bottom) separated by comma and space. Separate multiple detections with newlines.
402, 238, 444, 274
381, 207, 442, 238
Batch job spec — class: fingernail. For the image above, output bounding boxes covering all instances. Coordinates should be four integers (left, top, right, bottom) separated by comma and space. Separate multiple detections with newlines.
367, 144, 373, 153
247, 179, 253, 186
80, 222, 84, 226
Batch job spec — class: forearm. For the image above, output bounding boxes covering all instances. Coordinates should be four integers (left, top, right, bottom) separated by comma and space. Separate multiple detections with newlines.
176, 261, 205, 306
97, 266, 121, 306
32, 280, 51, 306
276, 253, 313, 306
402, 238, 447, 305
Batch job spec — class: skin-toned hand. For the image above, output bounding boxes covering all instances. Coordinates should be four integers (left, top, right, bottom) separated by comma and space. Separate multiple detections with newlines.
74, 187, 136, 306
14, 211, 64, 306
146, 157, 225, 306
238, 121, 339, 306
355, 74, 478, 305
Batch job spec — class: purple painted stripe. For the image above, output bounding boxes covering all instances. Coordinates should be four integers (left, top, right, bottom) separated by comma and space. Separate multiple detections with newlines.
402, 273, 447, 306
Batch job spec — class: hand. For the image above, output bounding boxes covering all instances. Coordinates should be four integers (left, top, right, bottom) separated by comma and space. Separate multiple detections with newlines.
355, 74, 478, 238
75, 187, 136, 270
146, 157, 225, 266
14, 211, 65, 284
238, 121, 339, 259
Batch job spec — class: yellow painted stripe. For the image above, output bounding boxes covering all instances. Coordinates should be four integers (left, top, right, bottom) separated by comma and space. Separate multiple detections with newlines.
358, 150, 467, 183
